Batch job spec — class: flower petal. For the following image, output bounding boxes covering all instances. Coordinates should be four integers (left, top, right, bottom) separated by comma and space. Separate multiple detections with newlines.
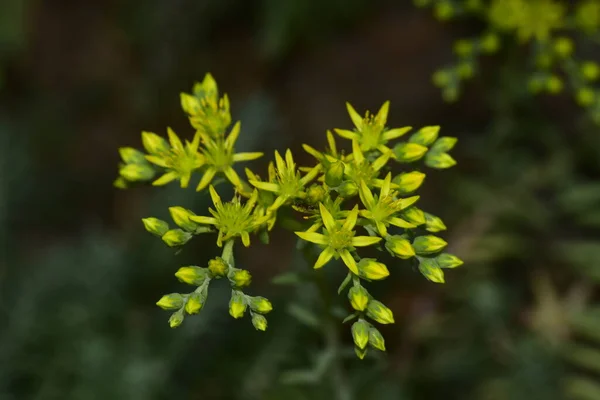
326, 130, 338, 155
358, 180, 375, 209
241, 231, 251, 247
342, 206, 359, 230
380, 172, 392, 198
376, 221, 388, 237
352, 236, 382, 247
346, 102, 363, 131
389, 217, 417, 229
224, 167, 243, 188
319, 203, 337, 232
274, 150, 286, 172
295, 231, 328, 245
372, 151, 391, 171
382, 126, 411, 141
189, 216, 217, 225
145, 155, 169, 168
152, 171, 178, 186
334, 129, 360, 140
352, 140, 364, 163
208, 185, 222, 207
302, 144, 323, 160
233, 152, 263, 162
285, 149, 295, 169
196, 167, 216, 191
299, 164, 321, 186
249, 180, 280, 193
339, 249, 359, 274
225, 121, 241, 149
314, 247, 335, 269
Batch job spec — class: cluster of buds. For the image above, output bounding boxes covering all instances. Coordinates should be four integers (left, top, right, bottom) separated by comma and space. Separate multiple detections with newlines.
416, 0, 600, 124
115, 73, 462, 358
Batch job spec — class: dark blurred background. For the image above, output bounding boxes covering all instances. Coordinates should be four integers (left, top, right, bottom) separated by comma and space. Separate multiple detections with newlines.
2, 1, 600, 399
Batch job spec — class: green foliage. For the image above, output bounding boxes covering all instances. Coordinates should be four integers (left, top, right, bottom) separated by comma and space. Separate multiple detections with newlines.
416, 0, 600, 123
114, 74, 462, 359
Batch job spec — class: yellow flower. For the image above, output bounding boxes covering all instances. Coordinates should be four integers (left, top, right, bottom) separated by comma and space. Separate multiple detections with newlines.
295, 204, 381, 274
344, 140, 394, 189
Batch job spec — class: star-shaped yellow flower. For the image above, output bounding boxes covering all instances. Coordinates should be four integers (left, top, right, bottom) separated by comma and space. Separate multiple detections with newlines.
295, 204, 381, 274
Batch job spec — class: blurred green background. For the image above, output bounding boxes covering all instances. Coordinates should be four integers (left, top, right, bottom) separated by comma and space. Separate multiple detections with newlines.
1, 1, 600, 399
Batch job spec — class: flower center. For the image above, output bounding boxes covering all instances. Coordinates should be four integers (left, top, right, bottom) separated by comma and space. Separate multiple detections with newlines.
328, 228, 355, 250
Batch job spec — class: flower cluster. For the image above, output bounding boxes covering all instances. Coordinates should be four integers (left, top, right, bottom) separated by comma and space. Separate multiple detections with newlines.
415, 0, 600, 123
114, 74, 463, 359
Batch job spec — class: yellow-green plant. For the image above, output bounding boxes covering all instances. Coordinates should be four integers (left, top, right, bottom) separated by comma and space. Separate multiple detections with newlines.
114, 73, 463, 359
415, 0, 600, 123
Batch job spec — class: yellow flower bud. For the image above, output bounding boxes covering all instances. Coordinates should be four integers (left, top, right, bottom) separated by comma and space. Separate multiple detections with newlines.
156, 293, 184, 310
434, 1, 454, 20
161, 229, 192, 247
351, 319, 370, 349
357, 259, 390, 281
306, 185, 326, 204
175, 266, 208, 285
337, 181, 358, 197
581, 62, 600, 81
366, 300, 395, 324
424, 212, 447, 232
119, 164, 155, 182
436, 253, 464, 269
546, 75, 563, 94
355, 346, 368, 360
480, 32, 499, 54
393, 143, 428, 163
251, 313, 268, 331
554, 37, 573, 58
185, 293, 204, 314
412, 235, 448, 255
368, 327, 386, 351
169, 206, 198, 232
401, 207, 426, 225
456, 62, 474, 79
410, 126, 439, 146
348, 285, 370, 311
431, 136, 457, 152
228, 269, 252, 288
249, 296, 273, 314
142, 217, 169, 237
393, 171, 426, 194
141, 131, 169, 155
576, 88, 595, 106
325, 161, 345, 187
229, 292, 247, 319
168, 311, 184, 328
180, 93, 201, 116
418, 257, 445, 283
425, 151, 457, 169
208, 257, 229, 277
119, 147, 146, 164
385, 235, 415, 259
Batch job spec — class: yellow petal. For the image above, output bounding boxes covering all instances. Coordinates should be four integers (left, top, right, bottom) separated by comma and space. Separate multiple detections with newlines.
346, 102, 363, 130
326, 130, 338, 155
380, 172, 392, 198
274, 150, 286, 172
241, 231, 250, 247
352, 140, 364, 163
382, 126, 411, 141
167, 127, 183, 151
208, 185, 222, 207
339, 249, 359, 274
334, 129, 360, 140
152, 171, 178, 186
189, 216, 217, 225
233, 152, 263, 162
319, 203, 337, 232
314, 247, 335, 269
196, 167, 216, 191
302, 144, 323, 160
285, 149, 294, 169
145, 155, 169, 167
389, 217, 416, 229
351, 236, 382, 247
250, 180, 280, 193
376, 221, 388, 237
224, 167, 242, 188
375, 101, 390, 125
372, 151, 391, 171
225, 121, 241, 149
342, 206, 359, 231
295, 231, 328, 245
299, 164, 322, 186
358, 180, 375, 209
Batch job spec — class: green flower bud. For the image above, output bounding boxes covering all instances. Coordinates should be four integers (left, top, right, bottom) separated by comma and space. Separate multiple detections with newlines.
424, 212, 447, 232
410, 126, 439, 146
554, 37, 573, 58
582, 62, 600, 81
162, 229, 192, 247
431, 136, 457, 152
357, 258, 390, 281
208, 258, 229, 277
393, 171, 426, 194
175, 266, 208, 285
418, 257, 445, 283
453, 39, 473, 57
348, 285, 370, 311
251, 313, 268, 331
393, 143, 428, 162
185, 293, 204, 314
351, 319, 370, 349
546, 75, 563, 94
456, 62, 474, 79
306, 185, 326, 204
434, 1, 454, 20
366, 300, 395, 324
169, 310, 184, 328
168, 206, 198, 232
229, 292, 247, 319
435, 253, 464, 269
228, 269, 252, 288
119, 147, 147, 164
180, 93, 201, 115
401, 207, 426, 225
432, 69, 451, 88
368, 326, 386, 351
355, 346, 368, 360
480, 32, 499, 54
325, 161, 345, 187
249, 296, 273, 314
156, 293, 184, 310
141, 131, 170, 155
142, 217, 169, 237
337, 181, 358, 197
425, 151, 457, 169
576, 87, 595, 106
385, 235, 415, 259
119, 163, 155, 181
413, 235, 448, 255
